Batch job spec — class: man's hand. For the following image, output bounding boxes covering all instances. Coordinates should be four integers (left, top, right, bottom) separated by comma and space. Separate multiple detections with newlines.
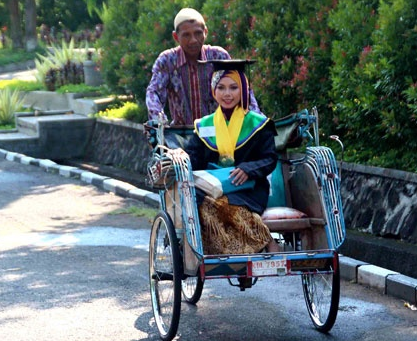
166, 148, 189, 163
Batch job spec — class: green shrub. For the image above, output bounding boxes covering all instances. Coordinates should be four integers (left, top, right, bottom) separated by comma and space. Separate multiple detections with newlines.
0, 79, 44, 91
55, 83, 104, 94
329, 0, 417, 171
0, 123, 15, 130
96, 100, 147, 123
97, 0, 142, 95
0, 88, 25, 125
0, 46, 46, 66
34, 38, 88, 91
97, 0, 199, 109
329, 0, 379, 146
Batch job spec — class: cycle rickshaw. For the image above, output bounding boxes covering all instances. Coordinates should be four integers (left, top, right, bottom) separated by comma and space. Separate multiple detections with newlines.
146, 107, 346, 341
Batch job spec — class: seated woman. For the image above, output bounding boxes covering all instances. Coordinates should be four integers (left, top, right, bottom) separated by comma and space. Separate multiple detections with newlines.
184, 60, 281, 254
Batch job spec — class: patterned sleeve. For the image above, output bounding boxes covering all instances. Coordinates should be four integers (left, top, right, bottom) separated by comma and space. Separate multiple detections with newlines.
206, 45, 231, 61
146, 53, 170, 121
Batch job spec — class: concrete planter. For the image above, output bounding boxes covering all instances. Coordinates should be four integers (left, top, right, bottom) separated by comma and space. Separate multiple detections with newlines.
18, 91, 113, 116
83, 60, 103, 86
21, 91, 73, 111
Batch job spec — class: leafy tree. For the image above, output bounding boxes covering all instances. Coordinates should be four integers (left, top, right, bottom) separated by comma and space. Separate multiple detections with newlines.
202, 0, 254, 55
25, 0, 37, 51
232, 0, 337, 131
97, 0, 202, 116
37, 0, 103, 32
7, 0, 23, 49
328, 0, 379, 151
330, 0, 417, 170
97, 0, 141, 94
0, 2, 9, 46
2, 0, 37, 51
92, 0, 417, 172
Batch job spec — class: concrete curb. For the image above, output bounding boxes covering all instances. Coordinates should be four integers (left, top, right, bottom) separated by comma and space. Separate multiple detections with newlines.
0, 149, 160, 209
2, 148, 416, 305
339, 256, 417, 304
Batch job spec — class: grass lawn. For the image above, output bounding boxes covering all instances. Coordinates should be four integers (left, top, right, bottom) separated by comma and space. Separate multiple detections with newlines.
0, 47, 44, 66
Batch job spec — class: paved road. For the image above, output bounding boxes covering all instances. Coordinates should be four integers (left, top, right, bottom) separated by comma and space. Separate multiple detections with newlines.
0, 157, 155, 340
1, 157, 417, 341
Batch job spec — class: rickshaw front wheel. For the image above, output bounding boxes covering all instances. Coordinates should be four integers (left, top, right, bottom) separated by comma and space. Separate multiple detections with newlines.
302, 256, 340, 333
149, 211, 182, 341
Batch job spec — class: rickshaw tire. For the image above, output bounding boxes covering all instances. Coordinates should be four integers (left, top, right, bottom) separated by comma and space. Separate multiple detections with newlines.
149, 211, 182, 341
302, 255, 340, 333
182, 270, 204, 304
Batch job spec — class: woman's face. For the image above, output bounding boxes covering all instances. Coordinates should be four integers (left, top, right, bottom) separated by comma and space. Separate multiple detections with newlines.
214, 76, 241, 109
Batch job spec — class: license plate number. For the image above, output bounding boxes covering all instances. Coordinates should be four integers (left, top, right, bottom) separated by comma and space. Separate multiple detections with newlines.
251, 258, 287, 276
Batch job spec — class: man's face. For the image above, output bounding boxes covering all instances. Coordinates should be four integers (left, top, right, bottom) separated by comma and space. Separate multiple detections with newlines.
173, 21, 208, 60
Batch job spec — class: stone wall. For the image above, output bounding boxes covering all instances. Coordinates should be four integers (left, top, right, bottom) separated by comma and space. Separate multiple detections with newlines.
341, 163, 417, 244
84, 118, 151, 175
85, 118, 417, 244
0, 114, 95, 160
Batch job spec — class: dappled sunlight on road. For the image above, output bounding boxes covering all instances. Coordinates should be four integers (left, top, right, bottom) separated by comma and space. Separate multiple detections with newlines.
1, 226, 150, 251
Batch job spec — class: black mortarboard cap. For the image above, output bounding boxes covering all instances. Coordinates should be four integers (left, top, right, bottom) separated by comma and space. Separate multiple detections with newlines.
199, 59, 256, 72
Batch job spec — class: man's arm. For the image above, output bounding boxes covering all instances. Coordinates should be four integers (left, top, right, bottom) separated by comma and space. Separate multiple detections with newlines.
146, 54, 170, 121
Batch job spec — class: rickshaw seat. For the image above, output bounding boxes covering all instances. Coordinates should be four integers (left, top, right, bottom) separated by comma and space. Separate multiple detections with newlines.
263, 154, 326, 233
261, 206, 323, 232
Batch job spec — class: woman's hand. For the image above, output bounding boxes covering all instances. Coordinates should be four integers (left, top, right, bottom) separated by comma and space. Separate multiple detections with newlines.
229, 167, 249, 186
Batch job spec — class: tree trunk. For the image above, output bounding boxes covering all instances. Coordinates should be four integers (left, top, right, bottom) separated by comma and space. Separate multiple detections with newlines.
7, 0, 24, 49
24, 0, 37, 52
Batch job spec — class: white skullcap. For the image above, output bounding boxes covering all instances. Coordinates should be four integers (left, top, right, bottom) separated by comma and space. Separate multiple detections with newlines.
174, 8, 205, 31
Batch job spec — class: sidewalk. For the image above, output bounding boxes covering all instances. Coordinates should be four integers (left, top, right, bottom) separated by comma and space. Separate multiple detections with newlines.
1, 147, 416, 305
0, 60, 37, 81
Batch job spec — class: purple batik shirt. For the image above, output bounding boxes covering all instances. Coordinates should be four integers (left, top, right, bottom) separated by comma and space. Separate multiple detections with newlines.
146, 45, 262, 125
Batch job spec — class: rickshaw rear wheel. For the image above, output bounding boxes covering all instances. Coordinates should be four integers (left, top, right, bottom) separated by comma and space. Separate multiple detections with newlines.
181, 270, 204, 304
302, 256, 340, 333
149, 211, 182, 341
